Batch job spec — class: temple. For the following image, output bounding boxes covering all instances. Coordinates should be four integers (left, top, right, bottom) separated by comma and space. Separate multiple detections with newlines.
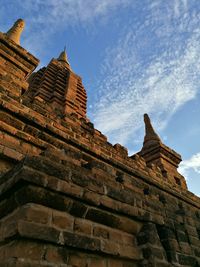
0, 19, 200, 267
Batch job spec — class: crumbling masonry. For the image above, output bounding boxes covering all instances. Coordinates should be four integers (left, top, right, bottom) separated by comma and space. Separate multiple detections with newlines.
0, 19, 200, 267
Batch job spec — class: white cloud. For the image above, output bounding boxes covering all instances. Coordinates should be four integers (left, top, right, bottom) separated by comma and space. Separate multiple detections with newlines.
1, 0, 132, 54
3, 0, 131, 25
92, 1, 200, 149
174, 0, 188, 17
24, 0, 131, 26
179, 153, 200, 178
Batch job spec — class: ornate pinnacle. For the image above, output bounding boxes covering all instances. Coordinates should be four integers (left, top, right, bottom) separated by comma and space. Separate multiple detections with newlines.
57, 47, 70, 65
6, 19, 25, 45
143, 113, 161, 145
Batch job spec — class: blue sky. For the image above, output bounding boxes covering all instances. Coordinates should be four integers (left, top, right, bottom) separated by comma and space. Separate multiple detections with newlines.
1, 0, 200, 196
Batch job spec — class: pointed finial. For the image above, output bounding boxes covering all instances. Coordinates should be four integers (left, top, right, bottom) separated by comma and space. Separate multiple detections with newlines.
57, 47, 69, 64
6, 19, 25, 45
143, 113, 161, 145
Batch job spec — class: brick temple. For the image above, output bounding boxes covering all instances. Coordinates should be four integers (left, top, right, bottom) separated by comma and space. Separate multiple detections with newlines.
0, 19, 200, 267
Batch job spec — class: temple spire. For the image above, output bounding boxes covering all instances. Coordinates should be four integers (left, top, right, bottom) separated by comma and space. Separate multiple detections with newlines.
26, 47, 87, 118
137, 114, 186, 189
143, 113, 161, 146
6, 19, 25, 45
57, 46, 70, 65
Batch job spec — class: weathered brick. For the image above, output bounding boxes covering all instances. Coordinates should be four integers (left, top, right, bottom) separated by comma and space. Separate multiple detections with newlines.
178, 254, 197, 266
52, 210, 74, 230
93, 225, 109, 239
3, 146, 24, 160
23, 156, 71, 181
58, 180, 83, 198
74, 218, 92, 235
69, 200, 88, 217
68, 253, 88, 267
108, 259, 123, 267
101, 239, 119, 256
142, 247, 165, 260
21, 203, 50, 224
85, 208, 120, 228
119, 217, 141, 234
3, 240, 45, 261
121, 232, 136, 246
15, 185, 73, 212
118, 244, 142, 260
18, 220, 60, 243
83, 190, 101, 205
63, 232, 101, 251
45, 246, 68, 264
88, 258, 106, 267
106, 185, 135, 205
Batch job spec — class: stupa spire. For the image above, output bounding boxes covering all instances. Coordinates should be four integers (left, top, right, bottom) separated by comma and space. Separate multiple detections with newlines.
143, 113, 161, 146
57, 46, 69, 65
138, 114, 186, 189
6, 19, 25, 45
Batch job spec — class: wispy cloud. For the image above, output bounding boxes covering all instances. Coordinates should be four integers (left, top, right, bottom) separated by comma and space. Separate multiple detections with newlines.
179, 152, 200, 178
1, 0, 131, 55
21, 0, 131, 28
92, 0, 200, 149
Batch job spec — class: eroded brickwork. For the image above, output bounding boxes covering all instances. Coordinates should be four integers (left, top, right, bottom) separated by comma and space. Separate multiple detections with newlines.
0, 19, 200, 267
